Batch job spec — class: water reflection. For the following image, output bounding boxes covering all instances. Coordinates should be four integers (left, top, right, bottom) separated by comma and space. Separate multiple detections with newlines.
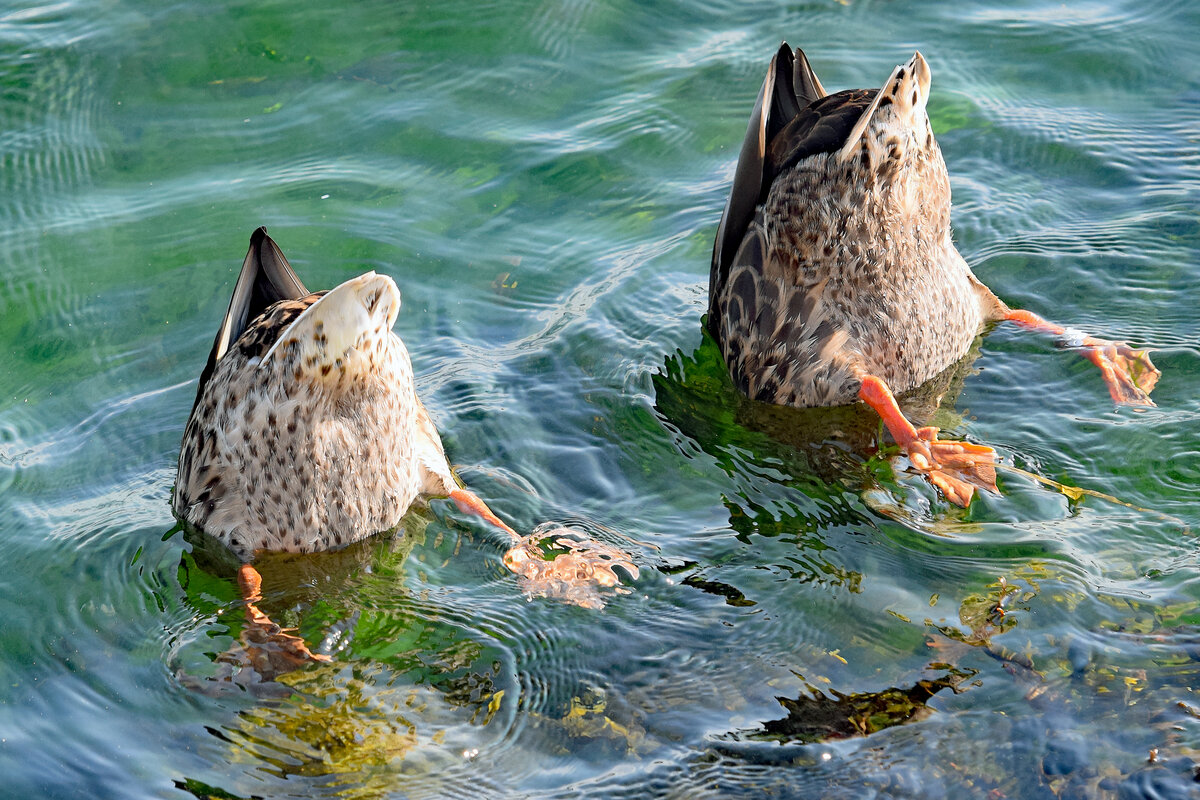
170, 511, 519, 791
649, 330, 1006, 602
653, 329, 990, 508
2, 0, 1198, 795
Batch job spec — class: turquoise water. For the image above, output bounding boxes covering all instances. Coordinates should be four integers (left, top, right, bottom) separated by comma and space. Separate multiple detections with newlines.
2, 0, 1199, 797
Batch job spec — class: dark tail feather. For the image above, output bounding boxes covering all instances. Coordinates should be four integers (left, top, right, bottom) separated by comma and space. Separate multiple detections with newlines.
191, 227, 309, 412
709, 43, 817, 339
792, 48, 827, 107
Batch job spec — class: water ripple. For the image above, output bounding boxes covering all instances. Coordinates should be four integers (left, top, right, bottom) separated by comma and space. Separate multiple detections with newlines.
1, 0, 1198, 797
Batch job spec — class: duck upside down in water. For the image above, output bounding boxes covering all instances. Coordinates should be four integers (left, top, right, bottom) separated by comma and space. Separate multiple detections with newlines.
175, 229, 636, 666
708, 44, 1161, 506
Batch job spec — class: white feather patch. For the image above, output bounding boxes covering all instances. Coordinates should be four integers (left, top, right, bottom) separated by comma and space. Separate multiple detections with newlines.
260, 271, 400, 370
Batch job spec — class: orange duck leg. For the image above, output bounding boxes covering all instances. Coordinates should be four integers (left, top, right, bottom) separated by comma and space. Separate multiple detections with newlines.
859, 375, 998, 507
451, 488, 638, 600
1003, 310, 1160, 406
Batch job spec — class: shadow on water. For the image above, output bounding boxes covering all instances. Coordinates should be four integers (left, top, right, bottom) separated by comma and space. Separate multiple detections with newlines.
650, 325, 998, 576
725, 665, 978, 746
167, 512, 519, 795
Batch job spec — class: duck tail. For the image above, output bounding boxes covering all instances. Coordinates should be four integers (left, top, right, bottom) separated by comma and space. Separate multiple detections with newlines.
192, 228, 309, 412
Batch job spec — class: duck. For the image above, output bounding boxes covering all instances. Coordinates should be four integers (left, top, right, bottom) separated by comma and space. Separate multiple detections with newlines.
708, 44, 1160, 506
175, 228, 635, 665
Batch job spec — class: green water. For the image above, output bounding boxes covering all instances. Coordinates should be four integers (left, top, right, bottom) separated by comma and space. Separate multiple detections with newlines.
2, 0, 1199, 797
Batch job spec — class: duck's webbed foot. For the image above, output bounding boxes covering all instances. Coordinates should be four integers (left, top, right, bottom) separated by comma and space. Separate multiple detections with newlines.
503, 524, 640, 610
1079, 339, 1159, 406
1004, 309, 1160, 406
904, 425, 998, 507
859, 375, 998, 507
450, 488, 638, 608
237, 564, 331, 678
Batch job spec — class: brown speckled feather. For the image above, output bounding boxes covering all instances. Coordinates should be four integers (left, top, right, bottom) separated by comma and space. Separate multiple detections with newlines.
174, 231, 454, 560
710, 46, 1006, 408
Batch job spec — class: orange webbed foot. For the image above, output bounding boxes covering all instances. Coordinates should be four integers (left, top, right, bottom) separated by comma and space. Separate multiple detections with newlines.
904, 426, 998, 507
1079, 338, 1160, 406
1003, 309, 1160, 407
239, 618, 333, 678
450, 489, 638, 608
503, 524, 639, 610
859, 375, 998, 508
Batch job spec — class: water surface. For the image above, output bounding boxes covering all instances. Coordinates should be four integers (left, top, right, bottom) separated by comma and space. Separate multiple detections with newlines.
2, 1, 1199, 797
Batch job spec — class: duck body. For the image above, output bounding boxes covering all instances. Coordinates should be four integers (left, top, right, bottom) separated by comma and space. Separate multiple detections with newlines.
174, 230, 637, 672
709, 45, 1159, 505
710, 50, 1002, 408
174, 229, 454, 561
